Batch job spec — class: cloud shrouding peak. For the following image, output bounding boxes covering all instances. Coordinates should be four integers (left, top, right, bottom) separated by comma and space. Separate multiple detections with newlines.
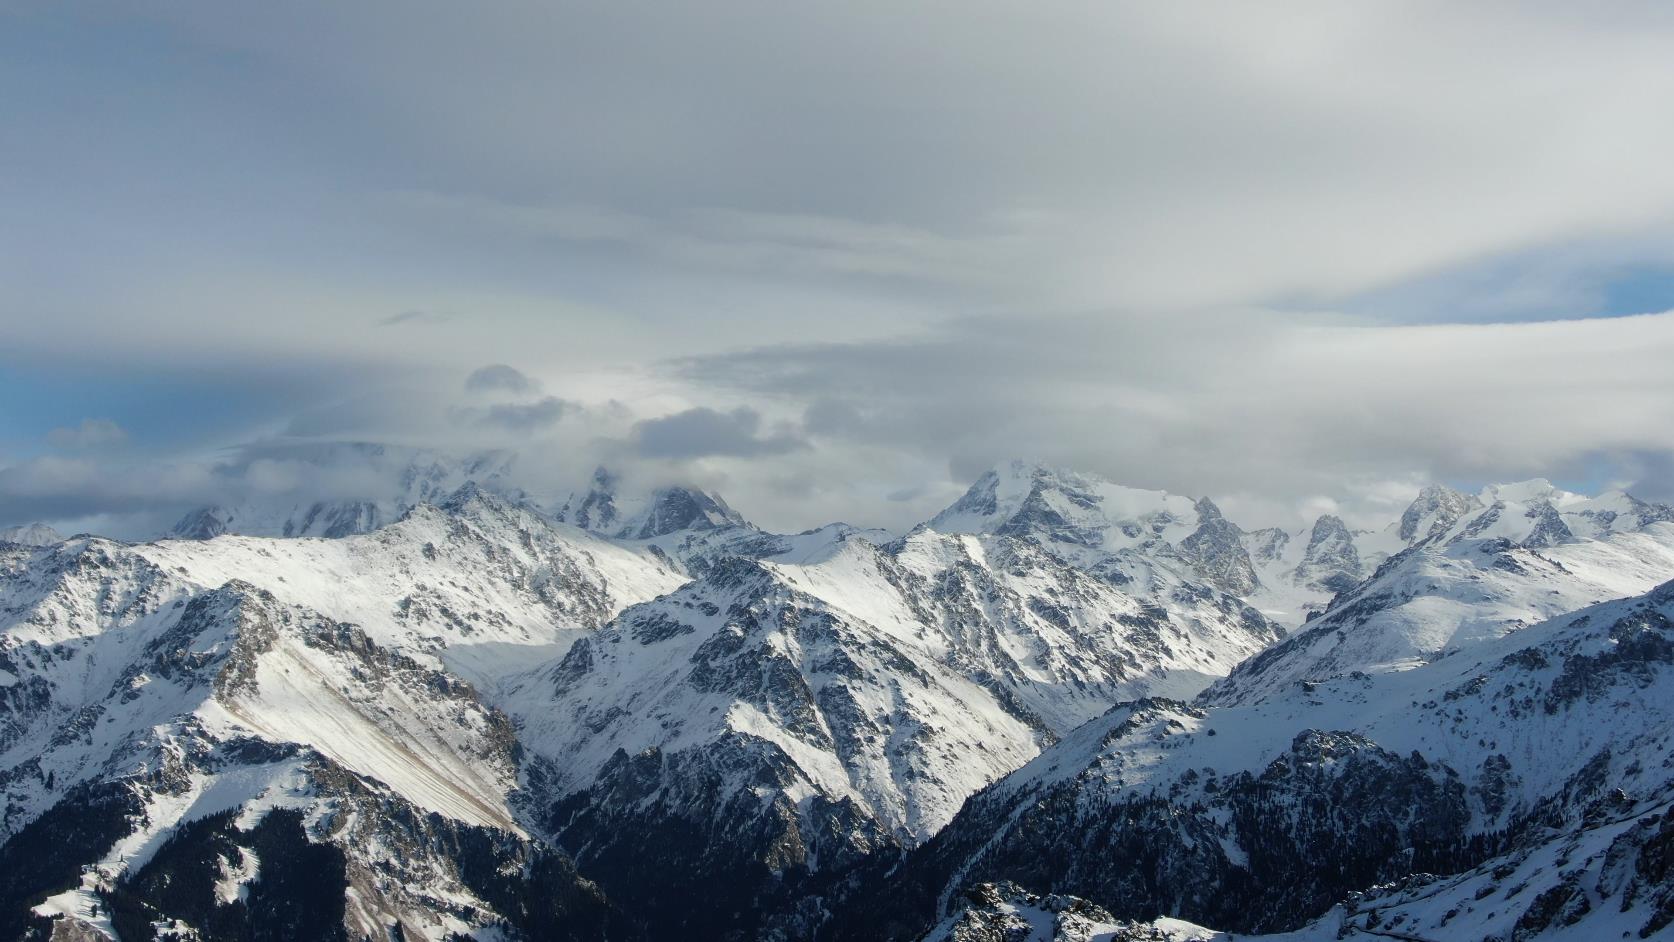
3, 4, 1674, 535
629, 407, 808, 460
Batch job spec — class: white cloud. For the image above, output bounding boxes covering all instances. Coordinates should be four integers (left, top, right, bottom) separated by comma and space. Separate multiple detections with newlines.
6, 3, 1674, 534
670, 310, 1674, 529
46, 418, 128, 449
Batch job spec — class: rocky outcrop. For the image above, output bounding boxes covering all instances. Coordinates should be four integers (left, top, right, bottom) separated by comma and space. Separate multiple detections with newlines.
1178, 498, 1258, 596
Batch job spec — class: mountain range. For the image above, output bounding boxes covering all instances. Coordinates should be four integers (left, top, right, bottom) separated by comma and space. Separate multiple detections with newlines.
4, 454, 1673, 940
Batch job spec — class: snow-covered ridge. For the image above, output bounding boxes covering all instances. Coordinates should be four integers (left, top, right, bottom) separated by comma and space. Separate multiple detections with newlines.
840, 578, 1674, 941
165, 443, 526, 540
6, 456, 1674, 940
0, 524, 62, 547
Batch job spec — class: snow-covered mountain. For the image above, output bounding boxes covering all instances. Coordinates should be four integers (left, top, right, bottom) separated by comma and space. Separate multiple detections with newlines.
0, 524, 62, 547
928, 461, 1371, 625
502, 523, 1281, 936
554, 466, 747, 540
0, 485, 692, 938
0, 578, 631, 940
4, 456, 1674, 940
1204, 483, 1674, 707
167, 443, 525, 540
834, 577, 1674, 940
555, 465, 890, 577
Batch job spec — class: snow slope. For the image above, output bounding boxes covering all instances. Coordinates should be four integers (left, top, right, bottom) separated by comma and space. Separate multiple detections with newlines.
847, 578, 1674, 940
1205, 522, 1674, 706
0, 524, 63, 548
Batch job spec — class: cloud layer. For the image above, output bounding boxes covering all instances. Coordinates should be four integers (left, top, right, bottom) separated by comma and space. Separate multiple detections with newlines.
4, 4, 1674, 535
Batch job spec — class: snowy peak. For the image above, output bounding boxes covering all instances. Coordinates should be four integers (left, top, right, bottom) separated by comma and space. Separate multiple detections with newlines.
1178, 497, 1257, 595
555, 465, 748, 539
927, 461, 1194, 544
1205, 502, 1674, 707
515, 551, 1044, 841
170, 505, 236, 540
624, 485, 746, 538
553, 466, 626, 532
165, 444, 522, 540
170, 499, 384, 540
1569, 488, 1674, 534
926, 462, 1264, 603
1432, 479, 1673, 548
1478, 477, 1574, 506
1397, 483, 1481, 544
1292, 513, 1362, 593
0, 523, 63, 547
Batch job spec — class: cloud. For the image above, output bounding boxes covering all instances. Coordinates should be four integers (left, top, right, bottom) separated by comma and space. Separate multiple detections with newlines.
9, 4, 1674, 535
378, 310, 454, 327
673, 310, 1674, 528
629, 407, 808, 460
464, 364, 541, 395
0, 454, 216, 527
46, 418, 128, 449
87, 1, 1674, 319
464, 396, 572, 432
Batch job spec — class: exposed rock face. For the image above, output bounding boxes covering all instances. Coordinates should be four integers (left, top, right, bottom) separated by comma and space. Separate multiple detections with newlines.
1244, 527, 1290, 564
831, 704, 1473, 938
1519, 499, 1576, 549
1177, 498, 1258, 596
1399, 484, 1480, 543
556, 466, 627, 533
1291, 513, 1361, 594
922, 883, 1217, 942
623, 486, 747, 539
170, 505, 235, 540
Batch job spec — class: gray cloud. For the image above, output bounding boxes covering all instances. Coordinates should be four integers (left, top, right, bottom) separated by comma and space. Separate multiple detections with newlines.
6, 4, 1674, 536
466, 396, 572, 432
672, 310, 1674, 529
46, 418, 128, 450
629, 407, 808, 460
464, 364, 542, 395
378, 310, 455, 327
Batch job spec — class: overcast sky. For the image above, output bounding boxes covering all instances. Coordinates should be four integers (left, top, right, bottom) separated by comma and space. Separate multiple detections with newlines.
6, 2, 1674, 537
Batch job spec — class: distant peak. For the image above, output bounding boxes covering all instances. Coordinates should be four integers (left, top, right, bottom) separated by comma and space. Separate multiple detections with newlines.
169, 505, 235, 541
0, 522, 64, 546
439, 479, 497, 511
1398, 484, 1479, 544
1308, 513, 1350, 540
588, 465, 619, 492
626, 486, 747, 539
1479, 478, 1572, 505
557, 467, 748, 539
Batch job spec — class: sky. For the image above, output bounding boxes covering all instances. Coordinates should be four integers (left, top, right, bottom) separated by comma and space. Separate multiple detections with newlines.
5, 1, 1674, 538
